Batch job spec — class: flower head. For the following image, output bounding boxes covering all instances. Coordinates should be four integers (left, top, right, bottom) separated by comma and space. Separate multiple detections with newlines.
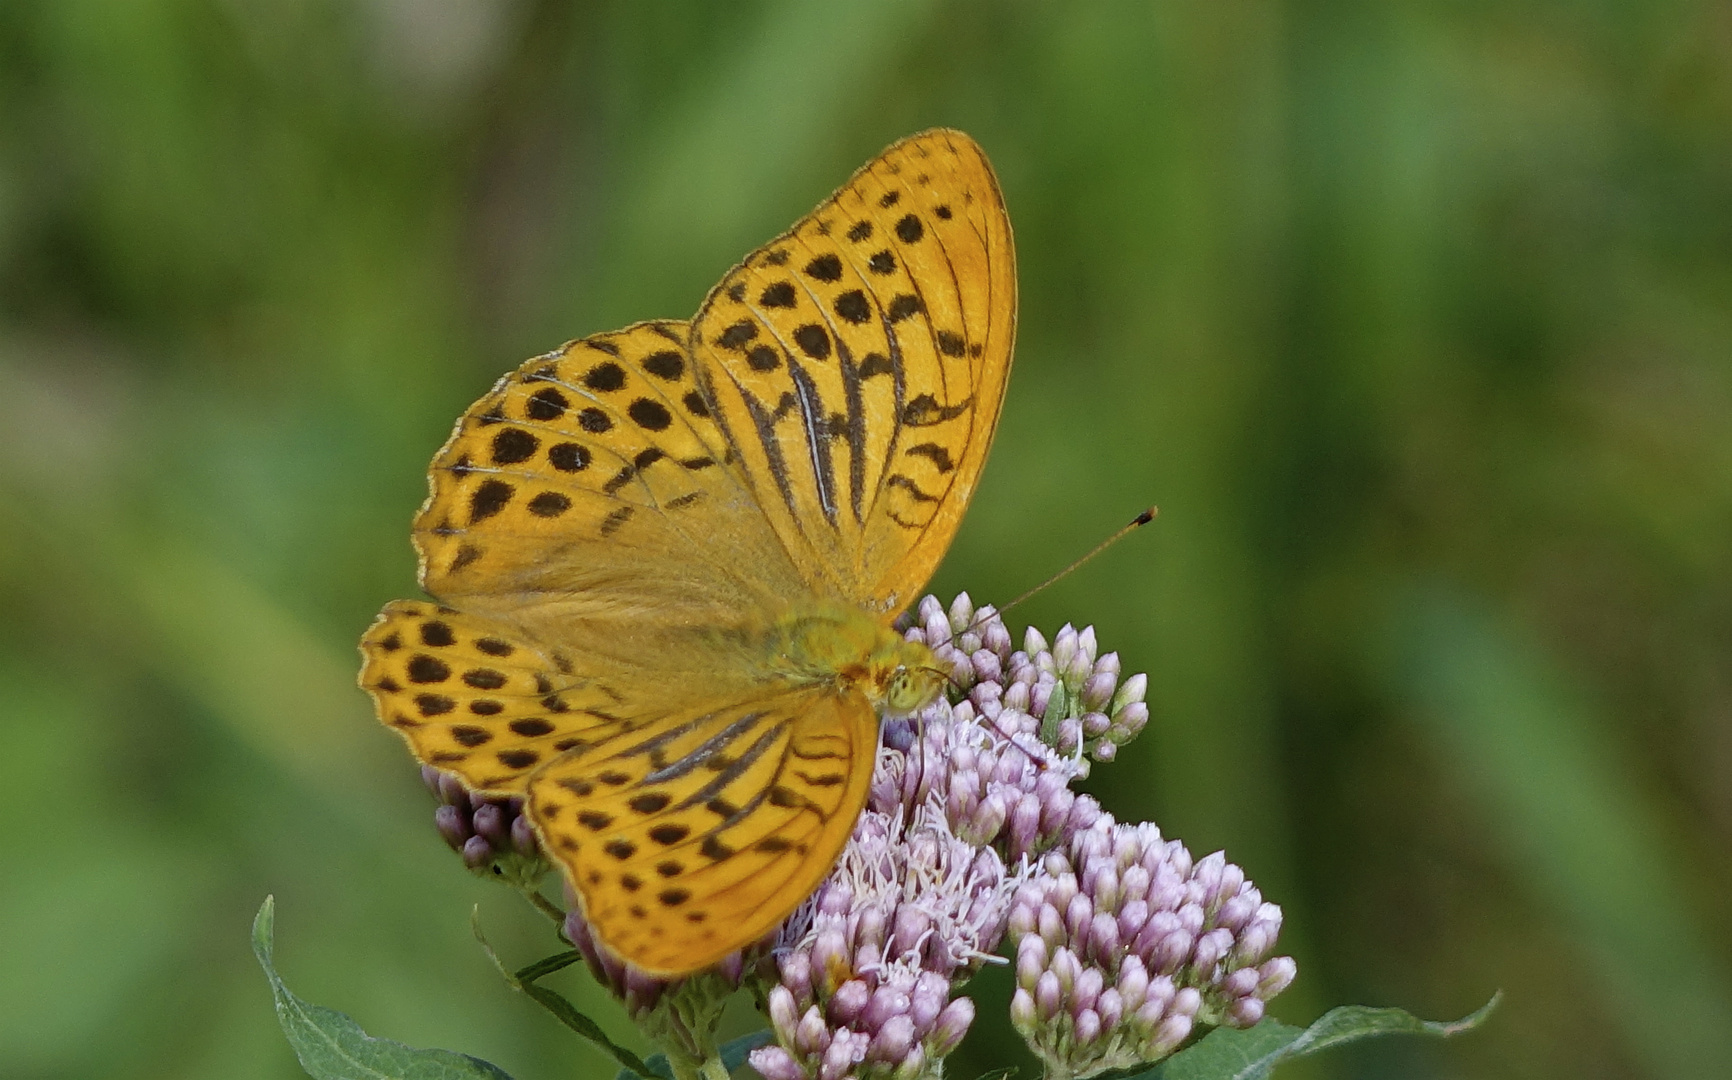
421, 765, 544, 882
418, 594, 1291, 1080
1006, 821, 1296, 1078
749, 804, 1015, 1080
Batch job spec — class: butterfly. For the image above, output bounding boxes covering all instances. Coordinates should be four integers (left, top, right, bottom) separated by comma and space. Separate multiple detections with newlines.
358, 129, 1015, 975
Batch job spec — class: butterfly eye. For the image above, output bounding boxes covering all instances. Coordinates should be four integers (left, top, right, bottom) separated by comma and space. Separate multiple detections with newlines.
883, 664, 943, 715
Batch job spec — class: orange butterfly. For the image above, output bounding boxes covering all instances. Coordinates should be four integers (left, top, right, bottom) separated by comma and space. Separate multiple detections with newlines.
360, 129, 1015, 974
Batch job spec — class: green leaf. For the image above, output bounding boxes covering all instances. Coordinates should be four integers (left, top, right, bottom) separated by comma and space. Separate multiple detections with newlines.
251, 896, 514, 1080
613, 1030, 772, 1080
1121, 995, 1499, 1080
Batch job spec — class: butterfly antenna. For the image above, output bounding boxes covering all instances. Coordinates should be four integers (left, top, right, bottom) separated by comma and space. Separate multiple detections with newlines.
999, 505, 1159, 619
936, 506, 1159, 653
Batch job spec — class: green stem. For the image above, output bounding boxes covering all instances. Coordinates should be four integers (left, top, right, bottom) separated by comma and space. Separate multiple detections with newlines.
513, 879, 568, 926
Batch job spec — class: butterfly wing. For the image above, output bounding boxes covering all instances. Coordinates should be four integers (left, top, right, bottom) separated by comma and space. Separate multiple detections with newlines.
409, 319, 807, 697
526, 685, 876, 974
359, 601, 642, 794
689, 128, 1016, 613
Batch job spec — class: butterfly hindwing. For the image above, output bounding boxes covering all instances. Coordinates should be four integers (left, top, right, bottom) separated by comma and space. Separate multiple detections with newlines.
526, 686, 877, 974
690, 128, 1015, 612
360, 601, 640, 794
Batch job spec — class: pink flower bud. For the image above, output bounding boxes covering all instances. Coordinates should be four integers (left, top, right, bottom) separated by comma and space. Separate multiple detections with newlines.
868, 1015, 917, 1063
1191, 851, 1225, 899
855, 906, 887, 952
1114, 700, 1149, 737
893, 1044, 928, 1080
1216, 863, 1246, 904
1229, 996, 1265, 1028
1235, 921, 1276, 966
1116, 956, 1150, 1011
1089, 911, 1121, 961
1258, 956, 1297, 997
1117, 898, 1149, 943
1031, 680, 1054, 719
510, 813, 538, 856
1066, 892, 1094, 940
1151, 1013, 1193, 1056
434, 805, 471, 848
1011, 792, 1043, 853
1215, 891, 1259, 933
911, 971, 948, 1030
827, 979, 870, 1026
948, 592, 975, 633
1193, 928, 1235, 973
1177, 902, 1205, 937
930, 997, 975, 1055
1036, 971, 1062, 1019
812, 929, 850, 990
1223, 966, 1261, 999
862, 984, 912, 1031
1017, 935, 1048, 989
747, 1046, 805, 1080
819, 1031, 866, 1080
768, 985, 801, 1038
1073, 967, 1104, 1013
1112, 672, 1148, 711
1151, 928, 1194, 975
795, 1005, 829, 1056
1024, 626, 1050, 656
1074, 1007, 1102, 1045
1098, 986, 1124, 1031
892, 904, 933, 960
1038, 902, 1065, 947
460, 835, 493, 869
1052, 946, 1083, 992
1068, 794, 1102, 833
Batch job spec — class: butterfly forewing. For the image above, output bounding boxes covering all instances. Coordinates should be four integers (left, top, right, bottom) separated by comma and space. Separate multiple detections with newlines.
691, 129, 1015, 613
414, 320, 806, 649
527, 687, 876, 973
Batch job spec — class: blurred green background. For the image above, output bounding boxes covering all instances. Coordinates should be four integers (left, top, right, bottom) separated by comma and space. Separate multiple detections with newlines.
3, 2, 1730, 1078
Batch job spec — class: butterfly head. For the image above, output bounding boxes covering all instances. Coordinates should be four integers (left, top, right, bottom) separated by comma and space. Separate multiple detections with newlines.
882, 660, 945, 716
870, 634, 947, 718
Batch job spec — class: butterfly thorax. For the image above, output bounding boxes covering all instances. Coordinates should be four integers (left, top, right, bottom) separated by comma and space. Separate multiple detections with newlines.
730, 602, 945, 717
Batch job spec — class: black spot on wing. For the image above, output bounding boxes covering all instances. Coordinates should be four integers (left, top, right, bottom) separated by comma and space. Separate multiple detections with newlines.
905, 443, 955, 472
887, 294, 923, 323
470, 480, 513, 523
527, 388, 569, 420
803, 253, 842, 282
491, 429, 537, 465
833, 290, 870, 325
644, 350, 685, 380
583, 363, 626, 392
